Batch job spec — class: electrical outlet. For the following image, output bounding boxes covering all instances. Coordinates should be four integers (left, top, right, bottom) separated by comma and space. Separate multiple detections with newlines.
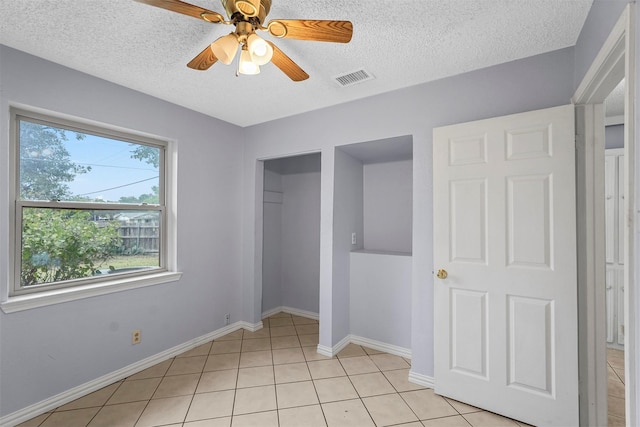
351, 232, 357, 245
132, 329, 141, 345
225, 313, 230, 325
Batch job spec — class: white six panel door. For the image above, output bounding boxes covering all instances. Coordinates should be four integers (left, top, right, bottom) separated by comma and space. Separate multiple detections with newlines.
433, 105, 578, 426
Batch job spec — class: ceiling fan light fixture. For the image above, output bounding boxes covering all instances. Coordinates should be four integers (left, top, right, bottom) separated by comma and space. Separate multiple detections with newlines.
247, 33, 273, 65
136, 0, 352, 81
211, 33, 239, 65
238, 47, 260, 75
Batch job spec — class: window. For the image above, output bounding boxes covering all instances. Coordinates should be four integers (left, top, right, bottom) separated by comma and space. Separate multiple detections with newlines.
10, 108, 170, 297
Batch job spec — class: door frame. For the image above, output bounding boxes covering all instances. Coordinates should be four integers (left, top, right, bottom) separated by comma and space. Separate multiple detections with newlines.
572, 4, 636, 425
253, 150, 322, 322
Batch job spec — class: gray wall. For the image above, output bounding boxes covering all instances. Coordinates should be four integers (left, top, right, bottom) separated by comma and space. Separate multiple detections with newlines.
363, 160, 413, 253
262, 169, 283, 313
573, 0, 629, 91
281, 171, 321, 313
606, 124, 625, 149
331, 149, 364, 345
242, 46, 576, 376
350, 252, 412, 349
0, 45, 245, 417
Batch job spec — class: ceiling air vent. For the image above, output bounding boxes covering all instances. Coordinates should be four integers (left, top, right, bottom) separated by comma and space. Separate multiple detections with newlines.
334, 69, 374, 87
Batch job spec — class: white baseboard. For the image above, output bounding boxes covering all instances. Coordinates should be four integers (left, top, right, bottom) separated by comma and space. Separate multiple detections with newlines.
261, 306, 282, 319
317, 334, 351, 357
315, 334, 410, 359
282, 306, 319, 320
316, 344, 333, 357
349, 335, 412, 359
262, 306, 319, 321
409, 370, 435, 389
240, 320, 263, 332
0, 321, 247, 427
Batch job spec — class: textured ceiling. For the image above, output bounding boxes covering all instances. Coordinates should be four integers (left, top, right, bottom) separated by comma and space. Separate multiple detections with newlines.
0, 0, 593, 127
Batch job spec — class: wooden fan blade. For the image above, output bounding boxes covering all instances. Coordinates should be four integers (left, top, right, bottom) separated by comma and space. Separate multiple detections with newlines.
267, 19, 353, 43
187, 45, 218, 70
134, 0, 223, 22
267, 42, 309, 82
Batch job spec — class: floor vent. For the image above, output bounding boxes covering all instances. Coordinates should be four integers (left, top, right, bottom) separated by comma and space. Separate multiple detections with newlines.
334, 69, 374, 87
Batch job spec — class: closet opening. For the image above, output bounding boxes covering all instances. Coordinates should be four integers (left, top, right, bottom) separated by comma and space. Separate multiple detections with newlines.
261, 153, 321, 321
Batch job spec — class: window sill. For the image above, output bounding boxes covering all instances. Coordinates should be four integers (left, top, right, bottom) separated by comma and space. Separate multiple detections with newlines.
0, 271, 183, 314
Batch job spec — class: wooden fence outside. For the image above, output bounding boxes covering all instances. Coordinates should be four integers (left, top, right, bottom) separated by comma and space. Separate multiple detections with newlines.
118, 222, 159, 253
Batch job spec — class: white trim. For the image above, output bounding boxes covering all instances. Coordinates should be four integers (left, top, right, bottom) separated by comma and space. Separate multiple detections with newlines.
282, 306, 319, 320
624, 4, 637, 424
0, 271, 182, 313
606, 115, 625, 126
241, 320, 264, 332
262, 306, 319, 321
572, 12, 626, 105
408, 370, 435, 389
261, 306, 282, 319
333, 335, 352, 355
0, 321, 248, 427
349, 335, 412, 359
165, 139, 179, 273
575, 103, 608, 427
572, 4, 636, 426
316, 344, 334, 358
3, 105, 181, 310
315, 334, 411, 359
253, 150, 323, 336
317, 334, 351, 357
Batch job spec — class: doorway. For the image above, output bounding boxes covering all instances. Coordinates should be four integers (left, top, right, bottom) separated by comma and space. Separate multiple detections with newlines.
261, 153, 321, 319
604, 82, 626, 424
573, 5, 635, 425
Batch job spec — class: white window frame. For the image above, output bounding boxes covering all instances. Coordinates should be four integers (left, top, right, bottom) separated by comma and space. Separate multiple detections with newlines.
1, 107, 181, 313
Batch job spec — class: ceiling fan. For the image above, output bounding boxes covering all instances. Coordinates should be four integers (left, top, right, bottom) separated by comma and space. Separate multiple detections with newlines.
134, 0, 353, 81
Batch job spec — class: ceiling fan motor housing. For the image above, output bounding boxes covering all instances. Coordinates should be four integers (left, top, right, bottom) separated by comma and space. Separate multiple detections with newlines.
133, 0, 351, 82
222, 0, 271, 23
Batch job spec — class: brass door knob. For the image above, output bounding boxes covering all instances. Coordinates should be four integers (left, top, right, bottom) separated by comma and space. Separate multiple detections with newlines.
436, 269, 448, 279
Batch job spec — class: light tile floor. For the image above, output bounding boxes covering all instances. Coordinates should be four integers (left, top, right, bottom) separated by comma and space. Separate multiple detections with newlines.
607, 348, 625, 426
19, 313, 542, 426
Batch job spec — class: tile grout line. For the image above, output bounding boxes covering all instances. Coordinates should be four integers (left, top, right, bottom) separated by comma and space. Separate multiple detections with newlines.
128, 361, 164, 427
608, 360, 625, 384
180, 342, 213, 426
268, 329, 281, 427
22, 313, 557, 427
95, 378, 129, 427
339, 347, 380, 426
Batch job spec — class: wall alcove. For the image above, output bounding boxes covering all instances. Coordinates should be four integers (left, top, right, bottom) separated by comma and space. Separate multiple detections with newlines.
334, 135, 413, 350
